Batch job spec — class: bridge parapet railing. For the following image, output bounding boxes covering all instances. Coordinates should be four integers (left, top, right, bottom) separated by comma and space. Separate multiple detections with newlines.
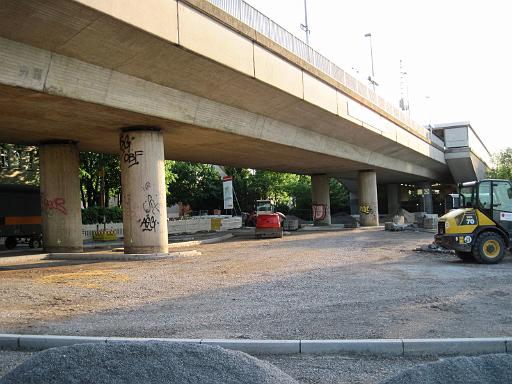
207, 0, 429, 140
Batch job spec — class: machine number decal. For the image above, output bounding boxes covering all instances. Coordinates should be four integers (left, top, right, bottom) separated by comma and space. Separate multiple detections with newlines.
461, 212, 477, 226
464, 235, 472, 244
500, 212, 512, 222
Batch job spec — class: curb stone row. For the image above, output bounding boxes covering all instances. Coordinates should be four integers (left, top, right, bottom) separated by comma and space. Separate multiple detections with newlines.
1, 335, 511, 356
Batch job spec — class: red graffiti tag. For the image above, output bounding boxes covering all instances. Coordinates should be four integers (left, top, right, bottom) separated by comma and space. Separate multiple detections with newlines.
43, 197, 67, 215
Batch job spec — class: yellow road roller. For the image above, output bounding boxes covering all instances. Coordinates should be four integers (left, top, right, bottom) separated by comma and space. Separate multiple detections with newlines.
435, 179, 512, 263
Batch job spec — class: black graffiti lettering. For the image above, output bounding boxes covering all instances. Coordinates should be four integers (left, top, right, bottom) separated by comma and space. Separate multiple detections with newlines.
120, 134, 132, 152
123, 150, 144, 168
120, 134, 144, 167
139, 214, 158, 232
143, 194, 159, 215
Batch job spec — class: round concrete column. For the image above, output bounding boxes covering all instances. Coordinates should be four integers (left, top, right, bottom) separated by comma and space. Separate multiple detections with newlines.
349, 192, 359, 216
418, 181, 433, 214
387, 184, 401, 215
311, 174, 331, 225
120, 128, 168, 254
39, 143, 83, 253
358, 170, 379, 226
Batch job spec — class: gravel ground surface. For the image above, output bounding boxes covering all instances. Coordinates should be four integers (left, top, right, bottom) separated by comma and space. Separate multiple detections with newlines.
381, 354, 512, 384
263, 355, 436, 384
0, 350, 436, 384
0, 342, 299, 384
1, 229, 512, 340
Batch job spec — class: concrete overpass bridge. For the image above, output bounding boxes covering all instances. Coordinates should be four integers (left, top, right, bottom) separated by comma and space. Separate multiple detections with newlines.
0, 0, 490, 253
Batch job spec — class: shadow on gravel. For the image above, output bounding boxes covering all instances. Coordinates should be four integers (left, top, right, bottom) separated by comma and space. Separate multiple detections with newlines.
12, 252, 512, 341
0, 260, 102, 271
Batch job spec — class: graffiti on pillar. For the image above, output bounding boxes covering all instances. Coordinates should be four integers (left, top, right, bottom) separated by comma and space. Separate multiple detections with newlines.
312, 204, 327, 221
143, 181, 151, 191
120, 134, 144, 168
139, 215, 157, 232
138, 194, 160, 232
43, 197, 67, 215
359, 203, 373, 215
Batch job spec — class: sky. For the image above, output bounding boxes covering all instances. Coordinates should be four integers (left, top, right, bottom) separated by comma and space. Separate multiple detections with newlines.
243, 0, 511, 154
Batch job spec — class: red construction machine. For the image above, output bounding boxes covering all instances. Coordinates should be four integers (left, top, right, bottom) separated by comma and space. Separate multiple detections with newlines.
255, 199, 284, 239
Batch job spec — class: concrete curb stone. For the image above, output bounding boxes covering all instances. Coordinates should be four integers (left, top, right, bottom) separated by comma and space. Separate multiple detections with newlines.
301, 339, 403, 355
47, 250, 201, 261
201, 339, 300, 355
402, 338, 507, 356
168, 233, 234, 249
17, 335, 107, 350
1, 335, 512, 356
0, 334, 21, 350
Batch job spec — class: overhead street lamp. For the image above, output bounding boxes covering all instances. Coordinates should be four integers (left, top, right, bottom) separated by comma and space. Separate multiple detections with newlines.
364, 33, 378, 91
300, 0, 311, 45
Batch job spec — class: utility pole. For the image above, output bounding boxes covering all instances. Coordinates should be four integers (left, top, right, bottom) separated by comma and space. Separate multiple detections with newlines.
365, 33, 378, 91
300, 0, 310, 45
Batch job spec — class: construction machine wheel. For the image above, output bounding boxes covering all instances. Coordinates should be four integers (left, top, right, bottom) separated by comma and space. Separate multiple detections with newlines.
5, 236, 17, 250
455, 251, 474, 262
29, 237, 42, 249
472, 232, 506, 264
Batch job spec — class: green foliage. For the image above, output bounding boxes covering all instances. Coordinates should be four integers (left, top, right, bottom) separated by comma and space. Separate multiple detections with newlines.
82, 206, 123, 224
329, 178, 350, 213
0, 144, 39, 185
79, 152, 120, 208
166, 161, 222, 210
489, 148, 512, 181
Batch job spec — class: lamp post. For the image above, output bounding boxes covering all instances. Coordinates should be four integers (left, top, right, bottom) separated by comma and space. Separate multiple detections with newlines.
365, 33, 377, 91
300, 0, 310, 45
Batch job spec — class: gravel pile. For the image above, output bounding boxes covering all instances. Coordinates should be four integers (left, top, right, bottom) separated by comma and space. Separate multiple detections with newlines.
0, 342, 298, 384
381, 354, 512, 384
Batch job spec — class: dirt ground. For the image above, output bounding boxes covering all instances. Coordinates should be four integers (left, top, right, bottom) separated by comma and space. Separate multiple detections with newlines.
1, 228, 512, 339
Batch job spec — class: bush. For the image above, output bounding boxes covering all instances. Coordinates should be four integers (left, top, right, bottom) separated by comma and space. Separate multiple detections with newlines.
82, 206, 123, 224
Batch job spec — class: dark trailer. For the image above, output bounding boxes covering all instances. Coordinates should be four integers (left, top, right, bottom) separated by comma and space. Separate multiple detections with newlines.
0, 184, 42, 249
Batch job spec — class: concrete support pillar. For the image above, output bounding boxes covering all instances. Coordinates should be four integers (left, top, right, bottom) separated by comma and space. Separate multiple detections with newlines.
418, 181, 433, 214
387, 184, 401, 215
39, 142, 83, 253
311, 174, 331, 225
358, 170, 379, 226
349, 192, 359, 216
120, 127, 168, 254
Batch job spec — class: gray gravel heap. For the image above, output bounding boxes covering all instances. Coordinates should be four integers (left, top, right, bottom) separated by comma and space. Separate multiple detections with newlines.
381, 354, 512, 384
0, 342, 298, 384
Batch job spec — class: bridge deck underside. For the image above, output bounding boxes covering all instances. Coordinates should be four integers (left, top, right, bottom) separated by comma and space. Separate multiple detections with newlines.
0, 84, 432, 183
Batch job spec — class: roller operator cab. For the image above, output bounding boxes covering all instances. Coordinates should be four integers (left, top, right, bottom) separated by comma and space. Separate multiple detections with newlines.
435, 179, 512, 264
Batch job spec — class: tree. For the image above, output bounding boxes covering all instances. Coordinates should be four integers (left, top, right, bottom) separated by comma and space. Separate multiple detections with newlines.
329, 178, 350, 213
166, 161, 222, 211
0, 144, 39, 185
79, 152, 120, 208
489, 148, 512, 180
